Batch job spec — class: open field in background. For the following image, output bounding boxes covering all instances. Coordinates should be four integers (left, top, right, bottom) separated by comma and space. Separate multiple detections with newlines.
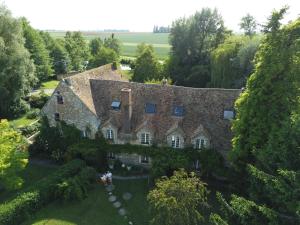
49, 31, 171, 59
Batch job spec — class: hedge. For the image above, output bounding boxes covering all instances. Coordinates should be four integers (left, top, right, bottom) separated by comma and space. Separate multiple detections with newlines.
0, 159, 96, 225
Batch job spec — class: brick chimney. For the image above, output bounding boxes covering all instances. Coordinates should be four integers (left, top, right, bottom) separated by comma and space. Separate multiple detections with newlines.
121, 88, 132, 133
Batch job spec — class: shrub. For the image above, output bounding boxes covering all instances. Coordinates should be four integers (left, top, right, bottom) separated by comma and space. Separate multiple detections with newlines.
18, 122, 40, 138
28, 92, 49, 109
26, 108, 40, 119
65, 139, 107, 170
0, 159, 94, 225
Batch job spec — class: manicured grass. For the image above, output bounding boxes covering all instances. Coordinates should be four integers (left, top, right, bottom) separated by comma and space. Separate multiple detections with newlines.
49, 31, 170, 59
0, 163, 58, 203
22, 179, 151, 225
41, 80, 59, 89
9, 114, 38, 128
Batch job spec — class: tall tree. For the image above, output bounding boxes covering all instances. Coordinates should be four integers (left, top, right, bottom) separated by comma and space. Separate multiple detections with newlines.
0, 5, 36, 117
210, 35, 260, 88
40, 32, 71, 75
148, 169, 208, 225
169, 8, 227, 87
21, 18, 53, 82
132, 44, 161, 82
239, 14, 257, 37
231, 7, 300, 172
0, 120, 28, 190
89, 46, 118, 68
219, 8, 300, 225
104, 33, 121, 55
89, 37, 103, 56
64, 31, 90, 71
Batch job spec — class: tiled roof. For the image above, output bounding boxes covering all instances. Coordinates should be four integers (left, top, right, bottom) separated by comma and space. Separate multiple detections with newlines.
58, 64, 241, 151
89, 79, 241, 150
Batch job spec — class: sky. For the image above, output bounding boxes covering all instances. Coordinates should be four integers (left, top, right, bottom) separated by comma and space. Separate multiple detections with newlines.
3, 0, 300, 32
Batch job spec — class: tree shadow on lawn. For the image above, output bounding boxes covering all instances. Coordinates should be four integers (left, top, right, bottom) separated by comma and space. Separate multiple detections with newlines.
22, 181, 150, 225
0, 163, 57, 203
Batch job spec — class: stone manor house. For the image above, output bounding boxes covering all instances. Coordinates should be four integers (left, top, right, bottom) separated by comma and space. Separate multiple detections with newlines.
42, 64, 241, 166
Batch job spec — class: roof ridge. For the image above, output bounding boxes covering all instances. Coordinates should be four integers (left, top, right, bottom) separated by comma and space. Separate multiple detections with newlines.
88, 79, 242, 91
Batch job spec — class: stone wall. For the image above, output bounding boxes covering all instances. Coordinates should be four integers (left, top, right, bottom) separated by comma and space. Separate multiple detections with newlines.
42, 82, 100, 138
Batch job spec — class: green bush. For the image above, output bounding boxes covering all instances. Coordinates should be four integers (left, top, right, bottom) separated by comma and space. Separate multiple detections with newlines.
26, 108, 40, 119
0, 159, 94, 225
65, 139, 107, 170
18, 122, 40, 138
28, 92, 49, 109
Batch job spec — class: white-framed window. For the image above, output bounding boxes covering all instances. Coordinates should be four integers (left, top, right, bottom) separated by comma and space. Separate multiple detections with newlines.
141, 133, 150, 145
106, 129, 114, 140
82, 130, 87, 138
140, 155, 149, 164
195, 138, 206, 149
171, 135, 180, 148
108, 152, 115, 159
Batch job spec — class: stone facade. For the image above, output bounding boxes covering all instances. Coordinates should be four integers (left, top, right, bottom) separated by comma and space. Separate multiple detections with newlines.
42, 64, 241, 167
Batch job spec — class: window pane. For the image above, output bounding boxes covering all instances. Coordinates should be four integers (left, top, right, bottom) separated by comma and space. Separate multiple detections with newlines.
173, 106, 184, 117
145, 103, 156, 113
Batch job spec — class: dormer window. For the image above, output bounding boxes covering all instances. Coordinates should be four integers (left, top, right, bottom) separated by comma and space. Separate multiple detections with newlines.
111, 100, 121, 110
106, 129, 114, 140
173, 106, 184, 117
195, 138, 207, 149
224, 110, 234, 120
145, 103, 156, 114
171, 135, 180, 148
141, 133, 150, 145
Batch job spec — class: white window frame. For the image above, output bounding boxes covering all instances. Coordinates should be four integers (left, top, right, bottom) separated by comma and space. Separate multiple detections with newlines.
140, 155, 149, 164
171, 135, 180, 148
106, 129, 114, 140
108, 152, 115, 159
195, 138, 207, 149
82, 130, 87, 138
141, 132, 150, 145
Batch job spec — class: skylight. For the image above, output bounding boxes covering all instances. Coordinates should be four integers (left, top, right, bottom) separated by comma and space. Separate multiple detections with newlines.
224, 110, 234, 120
111, 100, 121, 110
145, 103, 156, 114
173, 106, 184, 117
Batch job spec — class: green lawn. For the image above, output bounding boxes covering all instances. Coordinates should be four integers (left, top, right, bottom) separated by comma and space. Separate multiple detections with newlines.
0, 163, 57, 203
9, 114, 38, 128
49, 31, 170, 59
23, 179, 151, 225
41, 80, 59, 89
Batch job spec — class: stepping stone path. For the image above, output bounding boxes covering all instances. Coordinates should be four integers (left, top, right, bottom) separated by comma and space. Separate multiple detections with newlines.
122, 192, 132, 201
106, 185, 115, 192
108, 195, 117, 202
113, 201, 122, 208
118, 208, 127, 216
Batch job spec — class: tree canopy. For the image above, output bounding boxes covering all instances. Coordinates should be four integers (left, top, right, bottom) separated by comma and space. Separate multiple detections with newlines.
0, 5, 36, 117
219, 8, 300, 225
239, 14, 257, 37
0, 120, 28, 190
211, 35, 260, 88
64, 31, 90, 71
168, 8, 227, 87
21, 18, 53, 82
147, 169, 208, 225
132, 43, 161, 82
